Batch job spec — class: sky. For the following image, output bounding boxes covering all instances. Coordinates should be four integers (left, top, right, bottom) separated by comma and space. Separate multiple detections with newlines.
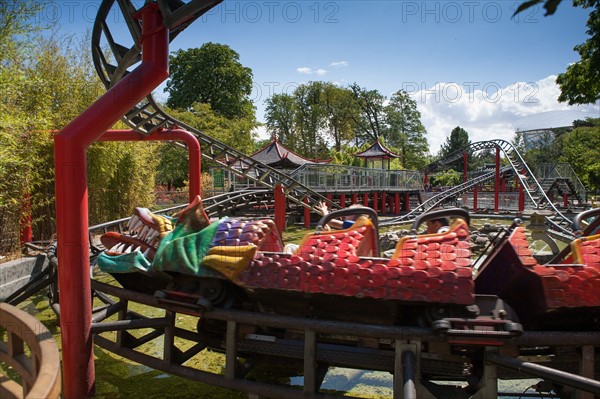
50, 0, 600, 153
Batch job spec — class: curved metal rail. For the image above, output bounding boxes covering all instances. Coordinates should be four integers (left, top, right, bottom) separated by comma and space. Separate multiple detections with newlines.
381, 166, 511, 227
420, 139, 575, 235
92, 0, 335, 215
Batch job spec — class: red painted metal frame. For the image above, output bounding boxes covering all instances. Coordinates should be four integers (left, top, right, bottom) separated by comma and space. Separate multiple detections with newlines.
98, 129, 201, 203
53, 5, 168, 398
495, 147, 500, 213
274, 184, 286, 234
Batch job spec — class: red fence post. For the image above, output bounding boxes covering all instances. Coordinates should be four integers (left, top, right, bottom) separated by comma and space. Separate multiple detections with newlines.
373, 192, 379, 212
463, 151, 468, 183
19, 193, 32, 245
304, 198, 310, 229
494, 147, 500, 213
274, 184, 286, 234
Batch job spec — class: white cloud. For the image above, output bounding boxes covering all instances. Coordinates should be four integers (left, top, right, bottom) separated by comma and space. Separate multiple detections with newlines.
330, 61, 349, 68
407, 76, 600, 154
296, 67, 313, 75
296, 66, 329, 76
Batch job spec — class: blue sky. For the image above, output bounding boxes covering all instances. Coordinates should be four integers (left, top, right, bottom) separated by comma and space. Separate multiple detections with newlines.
51, 0, 600, 152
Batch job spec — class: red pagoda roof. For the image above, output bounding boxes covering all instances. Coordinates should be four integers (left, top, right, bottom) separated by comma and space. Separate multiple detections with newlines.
354, 140, 400, 159
249, 137, 329, 168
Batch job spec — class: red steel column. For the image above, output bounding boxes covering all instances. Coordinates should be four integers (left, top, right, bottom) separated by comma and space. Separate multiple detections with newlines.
373, 192, 379, 212
395, 192, 400, 215
53, 5, 168, 398
563, 194, 569, 207
274, 184, 286, 234
339, 193, 346, 208
352, 193, 358, 205
363, 193, 369, 207
404, 192, 410, 212
473, 185, 478, 212
463, 151, 468, 183
99, 129, 201, 202
19, 193, 32, 244
519, 181, 525, 213
303, 198, 310, 228
380, 192, 386, 215
494, 147, 500, 213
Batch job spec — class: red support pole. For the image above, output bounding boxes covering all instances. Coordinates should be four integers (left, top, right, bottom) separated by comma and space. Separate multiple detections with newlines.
404, 192, 410, 212
303, 198, 310, 229
380, 192, 386, 215
463, 151, 468, 183
494, 147, 500, 213
99, 129, 201, 202
274, 184, 286, 234
395, 192, 400, 215
473, 185, 478, 212
424, 172, 429, 185
519, 181, 525, 213
19, 192, 32, 245
326, 193, 333, 202
339, 193, 346, 208
501, 177, 506, 192
563, 194, 569, 208
373, 192, 379, 212
53, 5, 168, 398
363, 193, 369, 207
352, 193, 358, 205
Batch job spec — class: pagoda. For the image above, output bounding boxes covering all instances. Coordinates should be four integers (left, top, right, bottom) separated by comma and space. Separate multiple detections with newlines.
354, 140, 399, 170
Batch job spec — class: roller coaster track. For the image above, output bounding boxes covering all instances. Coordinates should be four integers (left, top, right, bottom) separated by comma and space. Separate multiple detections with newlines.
402, 139, 575, 235
91, 0, 335, 214
381, 166, 511, 227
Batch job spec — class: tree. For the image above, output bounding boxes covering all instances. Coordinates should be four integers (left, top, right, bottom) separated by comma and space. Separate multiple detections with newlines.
294, 82, 327, 158
349, 83, 387, 145
165, 43, 254, 119
321, 83, 357, 152
515, 0, 600, 104
264, 93, 297, 147
559, 118, 600, 191
385, 90, 429, 169
438, 126, 471, 171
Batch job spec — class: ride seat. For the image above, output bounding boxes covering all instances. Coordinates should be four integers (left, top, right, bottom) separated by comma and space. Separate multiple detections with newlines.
500, 227, 600, 310
236, 217, 475, 305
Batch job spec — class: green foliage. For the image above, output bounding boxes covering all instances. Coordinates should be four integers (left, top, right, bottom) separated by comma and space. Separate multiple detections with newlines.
0, 2, 160, 241
515, 0, 600, 104
431, 169, 462, 187
168, 102, 256, 158
559, 118, 600, 191
438, 126, 470, 171
349, 82, 387, 143
556, 0, 600, 104
264, 82, 431, 167
264, 93, 296, 146
294, 81, 327, 159
166, 43, 254, 119
329, 144, 362, 166
321, 83, 356, 151
156, 143, 189, 190
385, 90, 429, 169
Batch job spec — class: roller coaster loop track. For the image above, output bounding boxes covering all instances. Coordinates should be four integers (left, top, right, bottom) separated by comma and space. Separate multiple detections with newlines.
383, 139, 576, 237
